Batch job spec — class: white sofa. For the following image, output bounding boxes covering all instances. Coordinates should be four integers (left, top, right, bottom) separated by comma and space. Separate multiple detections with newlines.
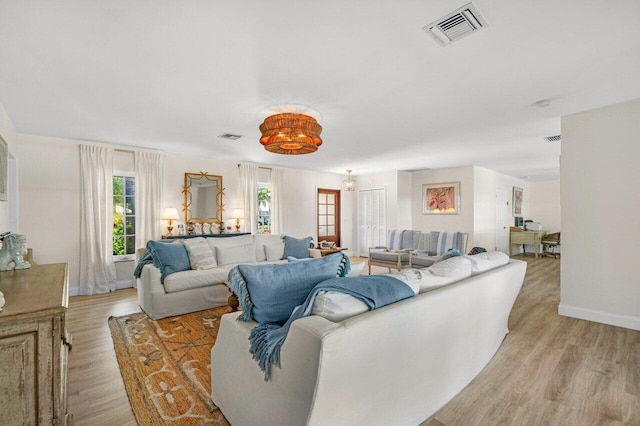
136, 234, 287, 320
210, 255, 526, 426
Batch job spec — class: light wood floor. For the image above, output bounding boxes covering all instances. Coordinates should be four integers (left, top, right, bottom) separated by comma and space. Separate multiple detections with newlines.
66, 256, 640, 425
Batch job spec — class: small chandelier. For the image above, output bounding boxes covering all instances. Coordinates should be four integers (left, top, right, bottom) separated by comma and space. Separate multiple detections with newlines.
259, 113, 323, 155
343, 170, 356, 191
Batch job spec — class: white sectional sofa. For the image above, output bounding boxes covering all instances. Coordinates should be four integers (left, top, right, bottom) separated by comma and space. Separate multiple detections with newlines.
136, 234, 287, 320
210, 253, 526, 426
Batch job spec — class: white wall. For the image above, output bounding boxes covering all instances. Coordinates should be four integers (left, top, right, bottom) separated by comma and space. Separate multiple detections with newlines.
529, 180, 561, 233
474, 167, 530, 251
0, 101, 18, 232
18, 134, 81, 288
411, 166, 475, 242
560, 99, 640, 331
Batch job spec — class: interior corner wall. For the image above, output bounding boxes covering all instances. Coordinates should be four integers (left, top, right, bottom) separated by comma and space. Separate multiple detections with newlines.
410, 166, 475, 243
473, 166, 530, 252
560, 99, 640, 331
18, 134, 82, 293
0, 101, 18, 231
528, 180, 561, 233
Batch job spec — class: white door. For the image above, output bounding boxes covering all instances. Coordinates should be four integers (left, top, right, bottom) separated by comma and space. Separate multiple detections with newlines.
495, 186, 510, 253
358, 188, 386, 257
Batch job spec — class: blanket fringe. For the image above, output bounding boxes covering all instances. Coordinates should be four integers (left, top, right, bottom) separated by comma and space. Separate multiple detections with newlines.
249, 323, 285, 381
227, 267, 254, 321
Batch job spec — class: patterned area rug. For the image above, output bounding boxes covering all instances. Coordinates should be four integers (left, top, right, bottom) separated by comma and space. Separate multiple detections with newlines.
108, 307, 232, 425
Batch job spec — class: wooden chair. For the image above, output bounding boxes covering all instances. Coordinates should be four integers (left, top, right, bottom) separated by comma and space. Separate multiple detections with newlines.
541, 232, 560, 258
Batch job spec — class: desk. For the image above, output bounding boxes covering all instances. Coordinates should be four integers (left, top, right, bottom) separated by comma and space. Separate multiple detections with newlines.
509, 231, 545, 258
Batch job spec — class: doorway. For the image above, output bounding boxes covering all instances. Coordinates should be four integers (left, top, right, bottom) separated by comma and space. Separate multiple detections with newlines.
495, 186, 510, 253
357, 188, 386, 257
317, 188, 341, 246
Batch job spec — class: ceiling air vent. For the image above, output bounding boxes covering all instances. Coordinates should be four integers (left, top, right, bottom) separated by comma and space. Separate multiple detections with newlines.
218, 133, 243, 140
544, 135, 561, 142
423, 2, 488, 46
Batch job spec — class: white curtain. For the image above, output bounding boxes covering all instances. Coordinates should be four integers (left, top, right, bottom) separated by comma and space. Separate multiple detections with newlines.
135, 151, 164, 249
239, 163, 258, 234
79, 144, 117, 295
270, 167, 284, 234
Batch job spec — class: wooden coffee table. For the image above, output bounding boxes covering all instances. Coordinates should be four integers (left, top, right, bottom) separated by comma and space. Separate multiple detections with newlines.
317, 247, 348, 256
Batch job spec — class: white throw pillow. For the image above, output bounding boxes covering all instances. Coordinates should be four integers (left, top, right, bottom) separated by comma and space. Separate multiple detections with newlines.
264, 243, 285, 261
311, 278, 418, 322
394, 257, 472, 293
254, 234, 283, 261
312, 292, 369, 322
181, 237, 217, 270
215, 243, 257, 266
463, 251, 509, 275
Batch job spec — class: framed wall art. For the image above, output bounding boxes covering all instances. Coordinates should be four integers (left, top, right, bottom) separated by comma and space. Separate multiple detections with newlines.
422, 182, 460, 215
512, 186, 523, 217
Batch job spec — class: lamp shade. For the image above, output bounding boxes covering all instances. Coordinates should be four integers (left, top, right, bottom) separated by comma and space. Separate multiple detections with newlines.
230, 208, 244, 219
162, 207, 180, 220
259, 113, 323, 155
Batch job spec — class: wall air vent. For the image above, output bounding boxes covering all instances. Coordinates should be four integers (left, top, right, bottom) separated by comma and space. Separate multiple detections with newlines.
544, 135, 561, 142
423, 2, 488, 46
218, 133, 243, 140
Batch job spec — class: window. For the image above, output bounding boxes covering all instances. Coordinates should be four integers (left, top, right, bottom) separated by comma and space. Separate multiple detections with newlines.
257, 183, 272, 235
113, 172, 136, 259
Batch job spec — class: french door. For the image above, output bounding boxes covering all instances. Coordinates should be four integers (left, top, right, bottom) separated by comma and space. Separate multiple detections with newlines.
317, 188, 341, 246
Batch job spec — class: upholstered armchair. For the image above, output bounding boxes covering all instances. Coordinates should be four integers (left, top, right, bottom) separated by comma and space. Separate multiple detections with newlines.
410, 231, 469, 268
368, 229, 421, 274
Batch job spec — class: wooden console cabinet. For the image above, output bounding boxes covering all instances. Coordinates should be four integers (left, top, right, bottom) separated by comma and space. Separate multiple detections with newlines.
0, 263, 71, 425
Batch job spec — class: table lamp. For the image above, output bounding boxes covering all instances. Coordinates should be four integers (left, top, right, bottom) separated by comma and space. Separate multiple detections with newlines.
162, 207, 180, 236
230, 208, 244, 233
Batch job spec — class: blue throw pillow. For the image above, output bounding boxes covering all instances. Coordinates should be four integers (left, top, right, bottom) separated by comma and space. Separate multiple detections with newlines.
147, 240, 191, 283
283, 235, 313, 259
228, 253, 349, 325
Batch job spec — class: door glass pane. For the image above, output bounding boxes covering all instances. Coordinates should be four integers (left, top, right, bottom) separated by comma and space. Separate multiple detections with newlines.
327, 194, 335, 204
319, 215, 327, 226
319, 193, 327, 204
318, 226, 327, 236
328, 205, 335, 215
125, 177, 135, 195
319, 205, 327, 215
125, 196, 135, 215
113, 237, 124, 255
327, 226, 335, 236
125, 217, 135, 234
328, 216, 335, 226
125, 236, 135, 254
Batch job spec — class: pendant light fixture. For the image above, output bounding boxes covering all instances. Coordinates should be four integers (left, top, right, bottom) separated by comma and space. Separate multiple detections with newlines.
259, 113, 323, 155
343, 170, 356, 191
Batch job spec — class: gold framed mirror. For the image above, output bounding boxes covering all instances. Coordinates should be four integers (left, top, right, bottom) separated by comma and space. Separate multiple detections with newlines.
183, 172, 224, 226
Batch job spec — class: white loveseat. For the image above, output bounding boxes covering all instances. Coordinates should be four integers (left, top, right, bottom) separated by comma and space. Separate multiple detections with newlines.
210, 254, 526, 426
136, 234, 287, 320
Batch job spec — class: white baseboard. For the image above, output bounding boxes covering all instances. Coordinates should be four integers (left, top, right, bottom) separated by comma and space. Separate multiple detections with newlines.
116, 279, 134, 290
558, 303, 640, 331
68, 280, 134, 297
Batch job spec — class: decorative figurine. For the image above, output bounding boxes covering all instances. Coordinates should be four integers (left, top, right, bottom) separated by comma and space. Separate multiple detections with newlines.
0, 234, 31, 271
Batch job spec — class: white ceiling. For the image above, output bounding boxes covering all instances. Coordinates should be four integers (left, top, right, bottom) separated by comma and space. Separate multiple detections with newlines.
1, 0, 639, 180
